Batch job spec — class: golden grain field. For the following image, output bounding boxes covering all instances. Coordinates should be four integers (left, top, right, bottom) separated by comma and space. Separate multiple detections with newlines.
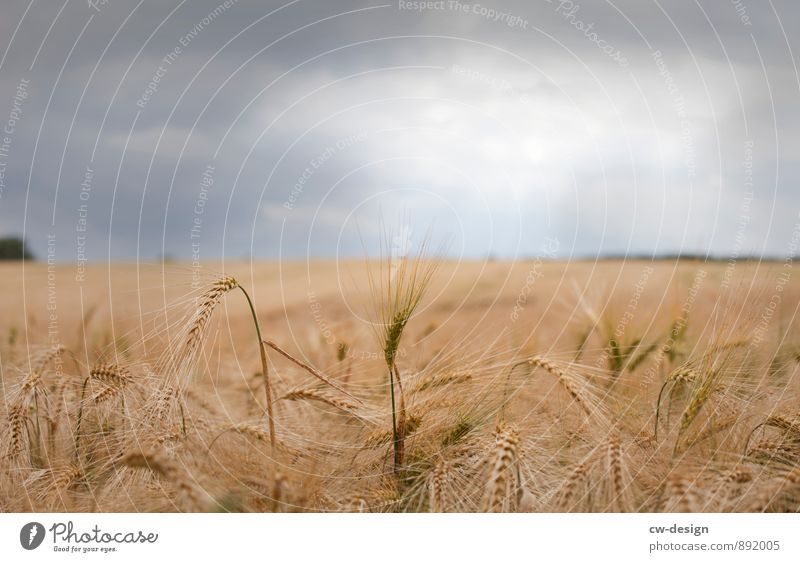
1, 258, 799, 512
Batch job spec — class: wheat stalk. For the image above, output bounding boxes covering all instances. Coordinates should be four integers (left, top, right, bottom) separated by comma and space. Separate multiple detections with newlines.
183, 276, 277, 452
367, 237, 439, 474
263, 340, 359, 402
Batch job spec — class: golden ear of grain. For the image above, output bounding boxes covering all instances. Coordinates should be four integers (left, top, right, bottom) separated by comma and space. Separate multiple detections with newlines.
93, 386, 122, 404
414, 372, 472, 393
89, 363, 131, 403
218, 422, 314, 459
24, 346, 66, 389
11, 352, 65, 462
675, 369, 724, 453
23, 464, 83, 507
121, 449, 208, 512
684, 414, 739, 450
722, 468, 753, 485
764, 413, 800, 436
669, 367, 700, 383
366, 485, 400, 512
746, 469, 800, 512
527, 356, 594, 418
363, 428, 393, 449
363, 413, 422, 449
373, 248, 439, 367
90, 363, 131, 388
48, 378, 68, 423
429, 458, 449, 513
282, 388, 358, 415
712, 467, 753, 509
558, 458, 592, 511
663, 473, 702, 513
184, 276, 239, 358
606, 434, 626, 511
156, 426, 184, 445
146, 386, 178, 420
484, 421, 520, 513
21, 371, 43, 393
226, 423, 272, 442
51, 465, 82, 492
7, 403, 27, 457
748, 439, 800, 466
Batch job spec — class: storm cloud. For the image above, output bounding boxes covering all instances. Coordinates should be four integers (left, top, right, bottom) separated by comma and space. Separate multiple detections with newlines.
0, 0, 798, 262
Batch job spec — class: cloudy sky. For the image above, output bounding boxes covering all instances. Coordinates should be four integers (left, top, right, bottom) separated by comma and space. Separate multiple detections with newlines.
0, 0, 798, 261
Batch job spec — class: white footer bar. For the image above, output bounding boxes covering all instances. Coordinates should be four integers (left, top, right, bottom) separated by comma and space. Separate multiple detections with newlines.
1, 513, 798, 561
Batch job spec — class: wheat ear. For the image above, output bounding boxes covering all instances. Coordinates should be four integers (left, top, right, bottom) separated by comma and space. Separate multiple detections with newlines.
282, 388, 360, 416
429, 457, 449, 512
746, 469, 800, 512
186, 277, 276, 452
121, 450, 209, 512
185, 276, 239, 359
7, 403, 27, 458
607, 434, 626, 511
654, 367, 699, 440
558, 458, 592, 511
484, 422, 520, 512
526, 356, 593, 417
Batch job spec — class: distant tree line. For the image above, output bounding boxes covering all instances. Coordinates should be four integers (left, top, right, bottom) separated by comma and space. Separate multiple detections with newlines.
0, 236, 34, 260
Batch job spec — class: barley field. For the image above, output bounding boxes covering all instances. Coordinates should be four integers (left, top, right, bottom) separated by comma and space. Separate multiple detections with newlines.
1, 258, 799, 512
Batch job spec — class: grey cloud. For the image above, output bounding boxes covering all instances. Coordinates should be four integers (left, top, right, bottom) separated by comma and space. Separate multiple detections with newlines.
1, 0, 799, 262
